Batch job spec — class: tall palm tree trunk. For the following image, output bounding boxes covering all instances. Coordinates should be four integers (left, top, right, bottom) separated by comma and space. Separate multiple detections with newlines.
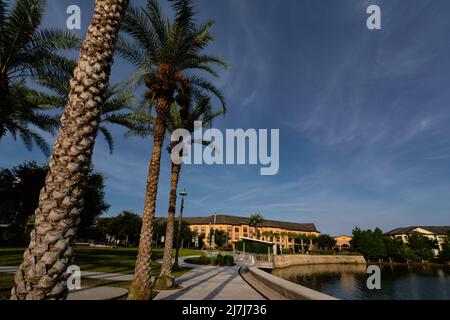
128, 96, 171, 300
155, 160, 181, 289
10, 0, 128, 300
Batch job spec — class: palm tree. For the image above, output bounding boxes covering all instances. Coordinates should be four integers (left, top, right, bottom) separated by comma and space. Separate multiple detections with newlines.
2, 82, 60, 156
11, 0, 129, 300
118, 0, 227, 299
35, 63, 150, 154
155, 95, 225, 289
0, 0, 79, 154
249, 213, 263, 226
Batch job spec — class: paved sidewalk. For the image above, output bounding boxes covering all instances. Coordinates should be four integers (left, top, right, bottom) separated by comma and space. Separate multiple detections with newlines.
154, 264, 265, 300
1, 255, 265, 300
0, 266, 133, 282
67, 286, 128, 300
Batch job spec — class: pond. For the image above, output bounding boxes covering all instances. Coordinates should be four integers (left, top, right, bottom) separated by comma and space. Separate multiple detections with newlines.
271, 263, 450, 300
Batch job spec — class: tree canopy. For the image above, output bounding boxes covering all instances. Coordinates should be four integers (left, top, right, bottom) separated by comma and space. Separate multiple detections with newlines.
0, 161, 109, 243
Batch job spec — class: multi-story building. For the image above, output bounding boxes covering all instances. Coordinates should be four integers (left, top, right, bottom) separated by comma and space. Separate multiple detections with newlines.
385, 226, 450, 255
332, 235, 352, 251
184, 214, 320, 250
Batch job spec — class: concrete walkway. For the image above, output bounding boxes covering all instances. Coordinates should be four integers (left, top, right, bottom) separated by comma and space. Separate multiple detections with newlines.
1, 255, 266, 300
0, 266, 133, 282
67, 286, 128, 300
1, 266, 130, 300
154, 262, 265, 300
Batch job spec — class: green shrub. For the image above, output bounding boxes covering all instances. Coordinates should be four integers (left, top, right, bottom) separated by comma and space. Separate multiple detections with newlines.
185, 254, 234, 266
224, 255, 235, 266
281, 248, 291, 254
217, 246, 233, 251
216, 254, 224, 266
236, 240, 271, 254
200, 255, 208, 264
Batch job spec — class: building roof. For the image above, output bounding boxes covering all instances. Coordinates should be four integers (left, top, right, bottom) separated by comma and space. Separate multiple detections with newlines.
332, 235, 352, 239
183, 214, 319, 233
385, 226, 450, 236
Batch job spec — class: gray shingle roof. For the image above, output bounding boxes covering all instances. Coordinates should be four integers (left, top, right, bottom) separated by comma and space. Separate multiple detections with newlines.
385, 226, 450, 236
182, 214, 319, 232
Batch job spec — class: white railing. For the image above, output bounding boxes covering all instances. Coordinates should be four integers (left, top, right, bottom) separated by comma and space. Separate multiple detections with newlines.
234, 251, 274, 268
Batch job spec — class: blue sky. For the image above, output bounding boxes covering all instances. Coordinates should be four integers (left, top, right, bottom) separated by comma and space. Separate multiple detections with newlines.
2, 0, 450, 235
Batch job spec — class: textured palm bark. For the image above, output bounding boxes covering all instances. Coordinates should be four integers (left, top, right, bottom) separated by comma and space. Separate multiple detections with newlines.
155, 161, 181, 289
10, 0, 128, 300
128, 96, 171, 300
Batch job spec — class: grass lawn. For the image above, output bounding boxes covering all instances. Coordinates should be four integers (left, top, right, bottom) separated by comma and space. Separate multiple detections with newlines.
0, 246, 202, 299
0, 247, 202, 273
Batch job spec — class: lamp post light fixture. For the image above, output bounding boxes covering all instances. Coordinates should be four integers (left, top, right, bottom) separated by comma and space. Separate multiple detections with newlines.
173, 187, 187, 271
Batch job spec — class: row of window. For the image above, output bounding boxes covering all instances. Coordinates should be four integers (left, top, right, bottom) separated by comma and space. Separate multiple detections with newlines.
192, 226, 259, 233
191, 225, 299, 243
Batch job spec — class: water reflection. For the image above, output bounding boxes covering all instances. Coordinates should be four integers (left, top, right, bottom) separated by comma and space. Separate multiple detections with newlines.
271, 264, 450, 300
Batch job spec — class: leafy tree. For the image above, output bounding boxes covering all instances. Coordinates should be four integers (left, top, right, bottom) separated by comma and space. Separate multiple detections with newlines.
315, 234, 337, 250
401, 245, 417, 262
0, 0, 79, 154
440, 233, 450, 262
351, 227, 437, 262
152, 218, 193, 249
408, 232, 435, 261
0, 161, 109, 243
118, 0, 228, 299
350, 227, 386, 260
213, 229, 226, 247
383, 237, 404, 261
112, 211, 142, 246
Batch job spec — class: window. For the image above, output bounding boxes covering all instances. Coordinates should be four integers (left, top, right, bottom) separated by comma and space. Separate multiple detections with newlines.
227, 226, 232, 234
201, 226, 206, 235
235, 226, 239, 233
194, 227, 199, 233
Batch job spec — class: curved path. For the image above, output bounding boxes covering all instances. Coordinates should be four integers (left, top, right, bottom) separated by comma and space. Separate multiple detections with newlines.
154, 257, 265, 300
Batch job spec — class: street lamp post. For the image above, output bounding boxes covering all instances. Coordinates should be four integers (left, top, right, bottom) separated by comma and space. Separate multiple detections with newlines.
212, 213, 217, 249
173, 188, 187, 271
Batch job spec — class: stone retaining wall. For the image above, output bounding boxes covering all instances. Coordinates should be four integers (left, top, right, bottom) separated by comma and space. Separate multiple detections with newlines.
273, 254, 366, 268
247, 267, 338, 300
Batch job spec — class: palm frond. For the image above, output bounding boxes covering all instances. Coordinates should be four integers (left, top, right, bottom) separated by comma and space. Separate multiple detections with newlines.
189, 75, 226, 110
16, 124, 51, 156
32, 29, 81, 51
115, 35, 147, 67
2, 0, 46, 70
0, 0, 7, 47
170, 0, 195, 42
145, 0, 168, 46
121, 5, 158, 58
98, 126, 114, 154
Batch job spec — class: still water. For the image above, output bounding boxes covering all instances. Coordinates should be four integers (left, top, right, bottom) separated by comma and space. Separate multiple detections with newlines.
271, 264, 450, 300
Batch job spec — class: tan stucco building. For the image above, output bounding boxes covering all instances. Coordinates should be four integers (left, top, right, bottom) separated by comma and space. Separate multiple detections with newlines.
332, 235, 352, 251
184, 214, 320, 250
385, 226, 450, 255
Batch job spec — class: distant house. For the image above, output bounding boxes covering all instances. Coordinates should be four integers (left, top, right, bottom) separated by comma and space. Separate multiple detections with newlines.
385, 226, 450, 255
184, 214, 320, 250
332, 235, 352, 251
